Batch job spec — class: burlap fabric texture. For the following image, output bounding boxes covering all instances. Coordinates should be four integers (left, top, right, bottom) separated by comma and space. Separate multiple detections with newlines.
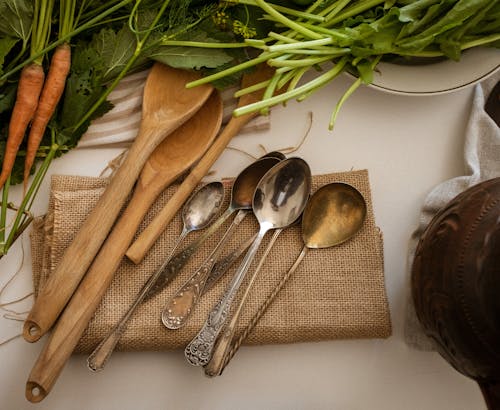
30, 169, 391, 354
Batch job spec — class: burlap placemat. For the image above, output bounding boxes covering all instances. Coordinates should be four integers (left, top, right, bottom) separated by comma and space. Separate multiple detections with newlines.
30, 170, 391, 354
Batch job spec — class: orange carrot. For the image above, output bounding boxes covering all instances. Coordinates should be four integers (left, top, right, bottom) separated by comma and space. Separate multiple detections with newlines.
23, 43, 71, 189
0, 63, 45, 189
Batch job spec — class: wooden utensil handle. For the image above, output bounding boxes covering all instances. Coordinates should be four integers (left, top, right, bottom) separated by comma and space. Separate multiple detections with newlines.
126, 113, 258, 264
23, 132, 158, 343
25, 174, 166, 401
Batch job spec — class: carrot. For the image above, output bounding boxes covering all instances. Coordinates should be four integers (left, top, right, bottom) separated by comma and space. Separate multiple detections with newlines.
0, 63, 45, 189
23, 43, 71, 189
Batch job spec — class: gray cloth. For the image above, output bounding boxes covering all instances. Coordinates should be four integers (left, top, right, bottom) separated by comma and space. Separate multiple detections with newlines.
404, 71, 500, 350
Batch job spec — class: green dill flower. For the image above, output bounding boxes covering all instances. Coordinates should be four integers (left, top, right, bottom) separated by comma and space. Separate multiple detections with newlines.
232, 19, 256, 39
213, 10, 229, 29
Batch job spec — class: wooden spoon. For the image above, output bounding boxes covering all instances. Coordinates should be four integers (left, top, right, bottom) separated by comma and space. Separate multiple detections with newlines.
23, 63, 213, 343
24, 89, 222, 404
126, 64, 278, 264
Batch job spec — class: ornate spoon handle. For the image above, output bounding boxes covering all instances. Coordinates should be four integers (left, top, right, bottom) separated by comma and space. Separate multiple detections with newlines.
212, 244, 308, 376
184, 228, 267, 366
203, 233, 257, 293
204, 229, 283, 377
162, 210, 249, 329
143, 209, 230, 301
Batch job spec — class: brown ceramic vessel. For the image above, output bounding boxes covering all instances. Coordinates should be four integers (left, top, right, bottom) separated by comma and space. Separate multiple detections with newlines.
412, 177, 500, 410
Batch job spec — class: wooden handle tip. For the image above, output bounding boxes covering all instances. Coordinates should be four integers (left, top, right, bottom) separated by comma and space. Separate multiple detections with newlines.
26, 381, 47, 403
125, 242, 148, 265
23, 320, 43, 343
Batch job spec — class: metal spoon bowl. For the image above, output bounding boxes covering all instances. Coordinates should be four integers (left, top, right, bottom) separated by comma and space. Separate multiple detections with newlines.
185, 158, 311, 366
302, 183, 366, 248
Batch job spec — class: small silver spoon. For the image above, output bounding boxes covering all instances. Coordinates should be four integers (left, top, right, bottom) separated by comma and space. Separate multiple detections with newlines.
161, 156, 281, 329
142, 152, 285, 302
87, 182, 224, 372
185, 158, 311, 366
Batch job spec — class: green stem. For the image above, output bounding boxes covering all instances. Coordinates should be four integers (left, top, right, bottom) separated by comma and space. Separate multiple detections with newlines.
159, 40, 248, 48
234, 0, 325, 22
0, 0, 133, 81
254, 0, 323, 39
0, 176, 11, 244
329, 77, 361, 130
233, 57, 348, 116
5, 145, 58, 250
268, 55, 334, 67
322, 0, 386, 27
267, 37, 334, 52
324, 0, 352, 21
234, 80, 272, 97
186, 51, 280, 88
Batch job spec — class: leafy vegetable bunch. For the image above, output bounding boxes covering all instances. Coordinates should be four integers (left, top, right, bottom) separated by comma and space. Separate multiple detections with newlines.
187, 0, 500, 128
0, 0, 243, 256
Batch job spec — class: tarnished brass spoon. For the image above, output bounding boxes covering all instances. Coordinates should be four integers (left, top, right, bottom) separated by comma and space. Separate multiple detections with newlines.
205, 182, 367, 377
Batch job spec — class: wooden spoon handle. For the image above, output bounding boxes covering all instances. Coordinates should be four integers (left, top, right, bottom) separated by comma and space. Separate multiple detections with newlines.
126, 113, 258, 264
23, 131, 159, 343
24, 176, 172, 402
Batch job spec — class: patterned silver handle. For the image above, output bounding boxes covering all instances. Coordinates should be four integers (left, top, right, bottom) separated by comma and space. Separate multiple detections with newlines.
203, 233, 257, 293
143, 208, 231, 301
204, 229, 283, 377
162, 209, 249, 329
184, 228, 267, 366
208, 244, 309, 376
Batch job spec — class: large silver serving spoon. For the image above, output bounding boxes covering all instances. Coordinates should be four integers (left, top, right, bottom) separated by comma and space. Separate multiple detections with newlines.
161, 156, 281, 329
141, 153, 285, 302
205, 182, 367, 376
185, 158, 311, 366
87, 182, 224, 372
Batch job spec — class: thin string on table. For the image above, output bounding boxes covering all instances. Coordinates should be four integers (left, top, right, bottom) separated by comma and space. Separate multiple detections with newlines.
0, 238, 33, 347
226, 111, 313, 159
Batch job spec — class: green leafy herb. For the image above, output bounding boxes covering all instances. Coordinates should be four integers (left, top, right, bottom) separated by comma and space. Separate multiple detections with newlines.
0, 36, 18, 75
0, 0, 33, 41
151, 31, 234, 69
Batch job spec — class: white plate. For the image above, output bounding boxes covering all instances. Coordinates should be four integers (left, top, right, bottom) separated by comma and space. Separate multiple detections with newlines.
368, 47, 500, 96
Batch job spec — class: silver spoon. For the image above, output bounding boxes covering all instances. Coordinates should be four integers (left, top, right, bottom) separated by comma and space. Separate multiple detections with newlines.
185, 158, 311, 366
87, 182, 224, 372
205, 182, 367, 376
140, 153, 285, 302
189, 154, 287, 295
161, 156, 281, 329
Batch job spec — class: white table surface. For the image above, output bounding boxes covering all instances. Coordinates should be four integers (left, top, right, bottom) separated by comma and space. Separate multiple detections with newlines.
0, 72, 488, 410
